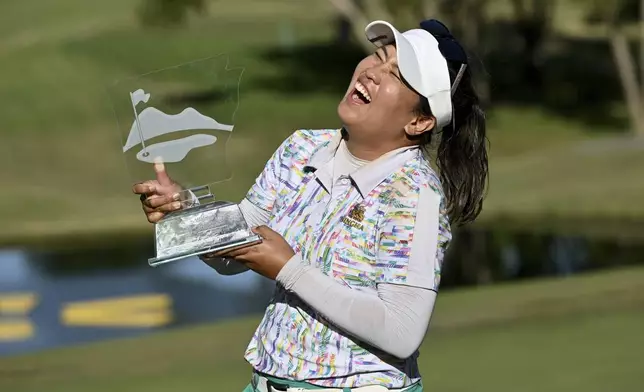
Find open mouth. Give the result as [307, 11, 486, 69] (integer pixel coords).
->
[350, 81, 372, 105]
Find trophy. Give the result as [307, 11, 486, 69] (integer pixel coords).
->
[108, 54, 261, 267]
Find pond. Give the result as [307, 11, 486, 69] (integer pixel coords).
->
[0, 244, 275, 357]
[440, 228, 644, 287]
[1, 227, 642, 357]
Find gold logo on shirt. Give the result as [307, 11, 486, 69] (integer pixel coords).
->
[342, 204, 365, 230]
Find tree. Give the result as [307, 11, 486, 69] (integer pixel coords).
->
[582, 0, 644, 136]
[507, 0, 556, 91]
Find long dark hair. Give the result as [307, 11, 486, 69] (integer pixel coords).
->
[414, 20, 489, 226]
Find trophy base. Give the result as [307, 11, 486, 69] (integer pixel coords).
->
[148, 201, 262, 267]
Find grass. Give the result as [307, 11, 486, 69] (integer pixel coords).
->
[2, 0, 644, 246]
[1, 266, 643, 392]
[482, 109, 644, 219]
[0, 0, 340, 244]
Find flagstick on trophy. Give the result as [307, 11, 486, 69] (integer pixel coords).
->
[110, 55, 261, 267]
[130, 89, 151, 158]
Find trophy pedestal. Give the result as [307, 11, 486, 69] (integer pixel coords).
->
[148, 201, 261, 267]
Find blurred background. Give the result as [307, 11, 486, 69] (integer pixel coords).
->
[1, 0, 643, 391]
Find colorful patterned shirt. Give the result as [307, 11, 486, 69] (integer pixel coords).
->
[243, 128, 452, 388]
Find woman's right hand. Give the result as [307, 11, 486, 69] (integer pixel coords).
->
[132, 161, 183, 224]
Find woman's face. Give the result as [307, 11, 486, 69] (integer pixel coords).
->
[337, 44, 432, 145]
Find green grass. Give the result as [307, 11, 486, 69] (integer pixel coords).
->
[0, 0, 340, 244]
[2, 0, 644, 246]
[481, 109, 644, 220]
[1, 266, 643, 392]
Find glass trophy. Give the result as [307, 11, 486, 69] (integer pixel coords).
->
[108, 54, 261, 267]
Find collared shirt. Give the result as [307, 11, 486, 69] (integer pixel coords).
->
[331, 138, 369, 186]
[243, 129, 452, 388]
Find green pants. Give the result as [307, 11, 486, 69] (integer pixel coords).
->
[242, 373, 424, 391]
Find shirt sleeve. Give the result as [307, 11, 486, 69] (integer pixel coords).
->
[376, 185, 443, 291]
[277, 254, 436, 359]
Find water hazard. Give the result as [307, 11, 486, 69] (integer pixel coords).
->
[1, 227, 642, 357]
[0, 244, 275, 357]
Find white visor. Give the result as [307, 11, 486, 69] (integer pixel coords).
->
[365, 20, 452, 129]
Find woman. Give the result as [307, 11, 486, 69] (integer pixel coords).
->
[134, 19, 488, 392]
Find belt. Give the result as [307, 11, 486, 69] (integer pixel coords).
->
[253, 374, 411, 392]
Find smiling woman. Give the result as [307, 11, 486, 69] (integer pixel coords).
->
[133, 18, 488, 392]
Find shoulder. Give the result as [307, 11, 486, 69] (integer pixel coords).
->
[382, 151, 446, 211]
[273, 128, 340, 167]
[414, 156, 447, 210]
[379, 150, 451, 236]
[260, 128, 339, 183]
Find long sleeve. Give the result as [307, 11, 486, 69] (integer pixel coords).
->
[274, 182, 445, 359]
[239, 198, 272, 228]
[276, 254, 436, 359]
[199, 198, 271, 275]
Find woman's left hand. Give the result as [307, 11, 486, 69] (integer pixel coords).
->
[212, 225, 295, 280]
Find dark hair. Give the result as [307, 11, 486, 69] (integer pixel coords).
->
[413, 20, 489, 226]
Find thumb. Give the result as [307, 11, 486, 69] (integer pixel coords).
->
[252, 225, 275, 239]
[153, 158, 173, 187]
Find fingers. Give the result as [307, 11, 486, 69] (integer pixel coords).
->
[133, 159, 175, 197]
[155, 201, 182, 213]
[143, 204, 179, 223]
[212, 244, 258, 258]
[135, 161, 178, 225]
[154, 159, 173, 187]
[252, 225, 274, 238]
[142, 193, 181, 209]
[146, 211, 165, 224]
[140, 193, 182, 223]
[225, 247, 257, 259]
[132, 180, 157, 195]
